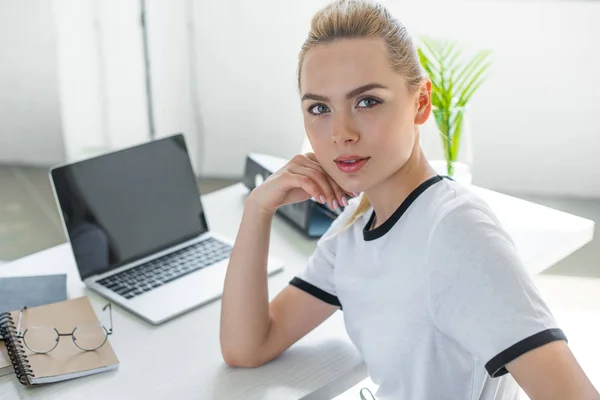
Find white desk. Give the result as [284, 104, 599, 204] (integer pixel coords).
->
[0, 183, 595, 400]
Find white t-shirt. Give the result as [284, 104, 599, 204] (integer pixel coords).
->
[290, 175, 566, 400]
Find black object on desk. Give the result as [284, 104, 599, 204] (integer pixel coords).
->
[0, 274, 67, 314]
[242, 153, 342, 238]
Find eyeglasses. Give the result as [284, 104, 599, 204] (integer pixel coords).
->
[15, 303, 114, 354]
[360, 387, 377, 400]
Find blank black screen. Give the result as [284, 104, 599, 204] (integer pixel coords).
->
[51, 134, 208, 280]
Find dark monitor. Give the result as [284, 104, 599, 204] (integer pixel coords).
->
[50, 134, 208, 280]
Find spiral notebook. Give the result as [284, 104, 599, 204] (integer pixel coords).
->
[0, 296, 119, 386]
[0, 341, 11, 377]
[0, 274, 68, 378]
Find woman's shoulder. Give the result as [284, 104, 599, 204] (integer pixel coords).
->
[423, 179, 515, 255]
[427, 179, 504, 235]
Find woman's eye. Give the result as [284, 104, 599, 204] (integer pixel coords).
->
[309, 104, 330, 115]
[357, 98, 380, 108]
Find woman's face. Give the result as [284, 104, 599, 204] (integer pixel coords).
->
[300, 37, 430, 194]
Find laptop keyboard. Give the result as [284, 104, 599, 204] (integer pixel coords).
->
[96, 237, 232, 300]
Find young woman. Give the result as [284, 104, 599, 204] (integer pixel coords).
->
[220, 1, 599, 398]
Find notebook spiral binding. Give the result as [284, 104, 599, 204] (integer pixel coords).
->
[0, 311, 34, 385]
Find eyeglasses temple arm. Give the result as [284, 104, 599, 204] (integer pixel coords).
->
[102, 303, 113, 334]
[16, 307, 27, 335]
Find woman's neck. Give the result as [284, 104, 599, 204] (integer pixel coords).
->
[365, 142, 437, 230]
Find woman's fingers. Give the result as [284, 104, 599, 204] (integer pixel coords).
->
[287, 164, 338, 209]
[255, 152, 360, 213]
[301, 153, 353, 208]
[280, 170, 323, 202]
[326, 174, 349, 208]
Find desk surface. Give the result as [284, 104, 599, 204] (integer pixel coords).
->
[0, 183, 595, 400]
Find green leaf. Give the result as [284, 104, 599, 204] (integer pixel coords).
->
[445, 46, 465, 95]
[457, 76, 487, 106]
[431, 91, 442, 108]
[454, 51, 491, 97]
[417, 37, 492, 162]
[445, 43, 465, 71]
[419, 36, 444, 62]
[457, 62, 490, 105]
[417, 48, 441, 89]
[450, 109, 465, 161]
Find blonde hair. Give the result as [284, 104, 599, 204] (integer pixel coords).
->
[297, 0, 428, 228]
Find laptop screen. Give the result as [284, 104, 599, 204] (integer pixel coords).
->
[51, 134, 209, 280]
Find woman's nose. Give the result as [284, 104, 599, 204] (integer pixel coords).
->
[332, 114, 359, 144]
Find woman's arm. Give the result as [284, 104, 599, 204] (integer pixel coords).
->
[220, 153, 348, 367]
[219, 199, 339, 367]
[507, 340, 599, 399]
[426, 204, 599, 399]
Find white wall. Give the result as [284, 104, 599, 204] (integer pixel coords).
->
[0, 0, 65, 166]
[2, 0, 598, 198]
[186, 0, 324, 178]
[53, 0, 150, 163]
[384, 0, 600, 197]
[146, 0, 202, 175]
[182, 0, 600, 198]
[0, 0, 151, 166]
[54, 0, 201, 173]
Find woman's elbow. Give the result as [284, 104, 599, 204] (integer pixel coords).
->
[221, 347, 268, 368]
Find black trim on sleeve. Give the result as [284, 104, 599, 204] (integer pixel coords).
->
[289, 277, 342, 308]
[485, 328, 568, 378]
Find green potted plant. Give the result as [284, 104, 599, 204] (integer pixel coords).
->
[417, 37, 492, 181]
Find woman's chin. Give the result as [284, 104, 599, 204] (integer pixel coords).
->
[331, 171, 366, 196]
[340, 182, 364, 196]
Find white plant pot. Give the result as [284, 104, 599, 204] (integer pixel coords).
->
[429, 160, 473, 185]
[421, 106, 474, 186]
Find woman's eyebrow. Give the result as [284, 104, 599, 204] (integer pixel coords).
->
[301, 93, 329, 102]
[301, 83, 388, 102]
[345, 83, 388, 99]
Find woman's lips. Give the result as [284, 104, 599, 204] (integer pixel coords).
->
[335, 157, 370, 174]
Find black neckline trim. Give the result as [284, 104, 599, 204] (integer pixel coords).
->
[363, 175, 447, 241]
[289, 277, 342, 308]
[485, 328, 567, 377]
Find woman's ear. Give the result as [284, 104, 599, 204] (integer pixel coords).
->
[414, 80, 432, 125]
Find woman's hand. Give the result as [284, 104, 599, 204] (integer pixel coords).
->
[248, 152, 354, 214]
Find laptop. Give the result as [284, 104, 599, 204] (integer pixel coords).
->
[49, 133, 285, 325]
